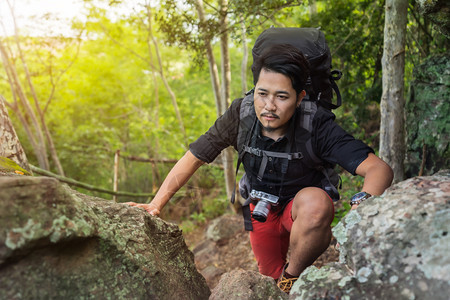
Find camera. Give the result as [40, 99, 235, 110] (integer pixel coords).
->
[250, 189, 279, 222]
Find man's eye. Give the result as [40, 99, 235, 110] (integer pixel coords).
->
[258, 92, 267, 97]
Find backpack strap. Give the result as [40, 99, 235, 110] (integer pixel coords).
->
[299, 98, 341, 200]
[318, 70, 343, 110]
[299, 99, 322, 165]
[231, 91, 257, 205]
[230, 91, 257, 231]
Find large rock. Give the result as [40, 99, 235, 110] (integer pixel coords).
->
[0, 176, 210, 299]
[290, 170, 450, 299]
[210, 269, 287, 300]
[192, 214, 258, 289]
[205, 214, 244, 242]
[416, 0, 450, 38]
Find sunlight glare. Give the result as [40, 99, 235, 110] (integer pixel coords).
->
[0, 0, 85, 37]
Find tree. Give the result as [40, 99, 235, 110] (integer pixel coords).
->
[0, 95, 31, 173]
[379, 0, 408, 182]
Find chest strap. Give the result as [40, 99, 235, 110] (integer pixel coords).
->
[243, 145, 303, 181]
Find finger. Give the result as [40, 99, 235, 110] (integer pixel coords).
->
[149, 208, 160, 216]
[124, 202, 137, 206]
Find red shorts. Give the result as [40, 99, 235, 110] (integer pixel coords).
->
[249, 200, 294, 279]
[249, 196, 334, 279]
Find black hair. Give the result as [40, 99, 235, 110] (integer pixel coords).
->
[251, 44, 310, 95]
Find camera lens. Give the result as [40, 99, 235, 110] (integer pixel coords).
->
[252, 211, 267, 222]
[252, 200, 270, 222]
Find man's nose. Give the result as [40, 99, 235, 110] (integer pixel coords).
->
[265, 97, 276, 111]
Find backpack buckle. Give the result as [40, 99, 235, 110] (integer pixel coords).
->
[243, 145, 262, 156]
[289, 152, 303, 160]
[250, 148, 262, 156]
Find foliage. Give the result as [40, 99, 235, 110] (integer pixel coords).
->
[156, 0, 302, 66]
[288, 0, 386, 134]
[331, 170, 364, 227]
[405, 52, 450, 177]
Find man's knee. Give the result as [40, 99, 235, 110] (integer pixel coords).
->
[291, 187, 334, 227]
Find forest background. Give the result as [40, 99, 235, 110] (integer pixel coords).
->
[0, 0, 448, 232]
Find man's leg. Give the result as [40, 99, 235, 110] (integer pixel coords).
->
[249, 203, 290, 279]
[284, 187, 334, 277]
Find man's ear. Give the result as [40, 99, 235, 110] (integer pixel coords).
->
[297, 90, 306, 107]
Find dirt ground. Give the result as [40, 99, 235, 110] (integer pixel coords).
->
[183, 215, 340, 289]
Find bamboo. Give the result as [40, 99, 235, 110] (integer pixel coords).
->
[113, 150, 120, 202]
[120, 155, 178, 164]
[29, 165, 167, 199]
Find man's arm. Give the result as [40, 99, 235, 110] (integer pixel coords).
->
[352, 153, 394, 208]
[126, 150, 205, 215]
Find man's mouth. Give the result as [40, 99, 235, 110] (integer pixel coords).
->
[261, 113, 280, 120]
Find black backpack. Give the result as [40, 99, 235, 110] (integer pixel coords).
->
[252, 27, 342, 109]
[232, 27, 343, 231]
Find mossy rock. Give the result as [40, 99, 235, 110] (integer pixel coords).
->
[0, 156, 31, 176]
[0, 176, 211, 299]
[405, 52, 450, 177]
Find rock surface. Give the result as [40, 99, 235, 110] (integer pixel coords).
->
[0, 176, 210, 299]
[416, 0, 450, 38]
[209, 269, 287, 300]
[290, 170, 450, 299]
[192, 214, 259, 289]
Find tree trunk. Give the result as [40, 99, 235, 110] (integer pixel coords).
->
[379, 0, 408, 182]
[218, 0, 237, 205]
[144, 2, 162, 191]
[219, 0, 231, 115]
[194, 0, 222, 116]
[309, 0, 317, 18]
[240, 16, 249, 95]
[0, 95, 31, 173]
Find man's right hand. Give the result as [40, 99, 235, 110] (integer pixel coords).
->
[123, 151, 204, 218]
[125, 202, 161, 216]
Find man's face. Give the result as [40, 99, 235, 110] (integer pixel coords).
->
[254, 68, 304, 140]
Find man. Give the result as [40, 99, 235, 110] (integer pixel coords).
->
[127, 43, 393, 293]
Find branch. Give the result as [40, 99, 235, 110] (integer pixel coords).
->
[224, 1, 300, 36]
[119, 153, 224, 169]
[99, 23, 156, 70]
[29, 164, 177, 199]
[120, 155, 178, 164]
[44, 31, 84, 114]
